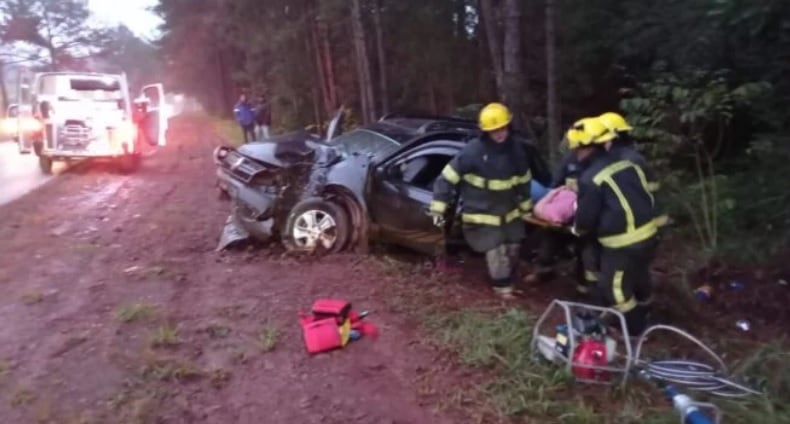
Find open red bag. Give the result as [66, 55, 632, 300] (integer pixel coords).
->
[299, 299, 378, 354]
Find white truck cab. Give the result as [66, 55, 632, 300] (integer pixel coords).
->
[16, 70, 168, 174]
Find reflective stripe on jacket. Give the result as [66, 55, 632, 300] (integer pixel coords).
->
[574, 150, 657, 248]
[430, 135, 534, 227]
[609, 141, 669, 227]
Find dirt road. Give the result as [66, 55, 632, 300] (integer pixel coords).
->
[0, 141, 55, 206]
[0, 116, 464, 424]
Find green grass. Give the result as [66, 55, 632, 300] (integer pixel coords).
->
[212, 118, 244, 147]
[115, 303, 156, 323]
[258, 321, 280, 353]
[19, 290, 44, 305]
[149, 325, 179, 349]
[10, 388, 36, 408]
[423, 306, 790, 423]
[139, 359, 203, 383]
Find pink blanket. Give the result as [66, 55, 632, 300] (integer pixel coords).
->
[533, 187, 577, 225]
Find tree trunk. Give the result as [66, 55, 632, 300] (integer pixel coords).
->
[350, 0, 376, 123]
[480, 0, 503, 96]
[545, 0, 560, 161]
[320, 17, 338, 112]
[501, 0, 524, 128]
[310, 16, 331, 117]
[372, 0, 389, 116]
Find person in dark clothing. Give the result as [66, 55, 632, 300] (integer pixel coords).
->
[523, 123, 600, 299]
[570, 117, 659, 336]
[597, 112, 668, 231]
[254, 95, 272, 140]
[430, 102, 541, 299]
[233, 94, 256, 143]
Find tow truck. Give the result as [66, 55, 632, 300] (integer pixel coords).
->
[15, 70, 168, 174]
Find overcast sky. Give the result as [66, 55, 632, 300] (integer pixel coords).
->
[88, 0, 163, 40]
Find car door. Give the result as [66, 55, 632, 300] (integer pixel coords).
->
[139, 83, 168, 146]
[368, 142, 462, 255]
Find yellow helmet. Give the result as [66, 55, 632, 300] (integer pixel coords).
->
[566, 117, 610, 149]
[478, 102, 512, 132]
[598, 112, 633, 134]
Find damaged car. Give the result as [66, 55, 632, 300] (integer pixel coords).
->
[214, 111, 484, 254]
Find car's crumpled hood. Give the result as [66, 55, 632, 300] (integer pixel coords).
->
[236, 133, 341, 169]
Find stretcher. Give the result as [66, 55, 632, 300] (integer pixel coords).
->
[523, 213, 573, 233]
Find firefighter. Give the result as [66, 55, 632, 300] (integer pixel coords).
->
[524, 126, 594, 294]
[597, 112, 668, 229]
[571, 117, 658, 336]
[430, 102, 537, 300]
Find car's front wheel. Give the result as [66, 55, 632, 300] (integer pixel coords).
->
[283, 198, 350, 254]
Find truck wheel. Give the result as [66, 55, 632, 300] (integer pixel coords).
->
[117, 153, 141, 174]
[39, 156, 53, 175]
[283, 198, 351, 254]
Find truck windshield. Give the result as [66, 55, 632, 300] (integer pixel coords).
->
[61, 77, 123, 102]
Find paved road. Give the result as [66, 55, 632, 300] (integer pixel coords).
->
[0, 141, 53, 206]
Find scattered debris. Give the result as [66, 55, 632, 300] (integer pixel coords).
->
[735, 319, 751, 332]
[123, 265, 142, 274]
[693, 284, 713, 301]
[216, 214, 252, 252]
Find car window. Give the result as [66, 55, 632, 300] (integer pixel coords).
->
[332, 129, 400, 162]
[397, 153, 455, 191]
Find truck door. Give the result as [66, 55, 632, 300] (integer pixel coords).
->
[139, 83, 168, 146]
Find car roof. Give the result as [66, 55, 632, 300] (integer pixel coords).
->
[363, 114, 478, 144]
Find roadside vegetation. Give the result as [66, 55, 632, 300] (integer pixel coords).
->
[372, 255, 790, 423]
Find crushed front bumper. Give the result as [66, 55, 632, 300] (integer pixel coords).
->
[215, 166, 280, 244]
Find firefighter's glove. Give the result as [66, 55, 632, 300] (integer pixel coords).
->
[430, 212, 446, 228]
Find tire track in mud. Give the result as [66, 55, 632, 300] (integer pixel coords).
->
[0, 117, 465, 424]
[0, 119, 212, 422]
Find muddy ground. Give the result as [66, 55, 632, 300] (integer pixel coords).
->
[0, 115, 786, 424]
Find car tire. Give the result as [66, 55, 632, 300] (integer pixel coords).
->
[39, 155, 53, 175]
[283, 198, 351, 254]
[117, 153, 141, 174]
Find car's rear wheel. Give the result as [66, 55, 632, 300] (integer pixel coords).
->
[284, 198, 350, 254]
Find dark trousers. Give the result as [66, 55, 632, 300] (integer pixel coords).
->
[241, 124, 255, 143]
[596, 240, 657, 335]
[534, 230, 599, 296]
[575, 238, 601, 298]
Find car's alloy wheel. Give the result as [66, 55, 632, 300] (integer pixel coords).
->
[284, 198, 351, 254]
[292, 209, 338, 250]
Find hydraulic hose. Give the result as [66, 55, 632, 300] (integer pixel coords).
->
[633, 325, 761, 398]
